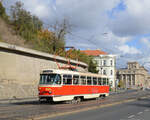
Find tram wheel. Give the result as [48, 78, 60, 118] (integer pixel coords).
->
[39, 99, 44, 104]
[71, 97, 81, 104]
[76, 97, 81, 103]
[100, 95, 106, 99]
[71, 99, 77, 104]
[96, 97, 101, 100]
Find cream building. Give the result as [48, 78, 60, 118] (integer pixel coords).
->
[95, 54, 116, 88]
[117, 62, 150, 89]
[81, 50, 116, 88]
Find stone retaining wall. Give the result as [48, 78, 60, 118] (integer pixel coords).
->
[0, 42, 88, 100]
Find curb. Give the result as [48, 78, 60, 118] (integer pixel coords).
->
[0, 97, 38, 104]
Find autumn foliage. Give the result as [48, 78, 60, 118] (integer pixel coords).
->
[0, 1, 98, 73]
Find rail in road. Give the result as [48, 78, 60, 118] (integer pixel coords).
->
[0, 90, 150, 120]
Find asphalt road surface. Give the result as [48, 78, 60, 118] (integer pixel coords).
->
[0, 90, 150, 120]
[42, 96, 150, 120]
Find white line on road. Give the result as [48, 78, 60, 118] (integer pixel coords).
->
[128, 115, 135, 119]
[137, 112, 143, 115]
[144, 109, 149, 112]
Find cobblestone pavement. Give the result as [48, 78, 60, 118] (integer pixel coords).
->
[0, 90, 149, 120]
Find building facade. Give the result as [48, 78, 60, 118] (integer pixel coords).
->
[94, 54, 116, 88]
[117, 62, 149, 89]
[81, 50, 116, 88]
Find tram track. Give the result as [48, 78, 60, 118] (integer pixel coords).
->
[0, 90, 149, 120]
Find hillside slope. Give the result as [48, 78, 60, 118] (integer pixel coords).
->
[0, 18, 32, 48]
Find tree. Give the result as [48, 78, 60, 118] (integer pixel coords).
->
[47, 19, 71, 53]
[4, 1, 98, 73]
[0, 1, 9, 21]
[10, 1, 43, 42]
[118, 79, 125, 88]
[64, 49, 99, 73]
[10, 1, 68, 54]
[37, 29, 55, 53]
[88, 57, 99, 73]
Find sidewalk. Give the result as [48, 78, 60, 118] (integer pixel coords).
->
[0, 89, 140, 104]
[109, 89, 138, 95]
[0, 97, 38, 104]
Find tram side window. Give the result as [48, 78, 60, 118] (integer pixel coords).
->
[80, 76, 86, 85]
[98, 78, 102, 85]
[73, 75, 79, 85]
[101, 78, 103, 85]
[40, 74, 61, 85]
[63, 74, 72, 85]
[54, 74, 61, 85]
[103, 78, 106, 85]
[93, 77, 97, 85]
[87, 77, 92, 85]
[106, 78, 109, 85]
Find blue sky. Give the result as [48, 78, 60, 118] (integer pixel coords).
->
[2, 0, 150, 70]
[108, 0, 126, 18]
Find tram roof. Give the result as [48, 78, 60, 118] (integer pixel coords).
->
[41, 69, 79, 74]
[41, 69, 107, 78]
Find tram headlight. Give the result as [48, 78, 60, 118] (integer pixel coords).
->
[38, 87, 41, 91]
[45, 88, 52, 94]
[49, 91, 52, 94]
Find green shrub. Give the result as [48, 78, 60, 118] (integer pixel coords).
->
[10, 1, 43, 42]
[0, 1, 97, 73]
[0, 2, 9, 21]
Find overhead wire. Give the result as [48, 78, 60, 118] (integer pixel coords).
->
[68, 31, 116, 53]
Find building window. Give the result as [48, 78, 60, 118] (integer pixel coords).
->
[103, 70, 106, 75]
[123, 75, 126, 80]
[132, 75, 135, 85]
[100, 60, 102, 66]
[110, 60, 113, 66]
[134, 65, 136, 68]
[111, 70, 113, 75]
[103, 60, 106, 66]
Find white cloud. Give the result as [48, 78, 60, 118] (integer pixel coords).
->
[53, 0, 120, 30]
[3, 0, 54, 19]
[3, 0, 150, 70]
[140, 38, 150, 48]
[110, 0, 150, 37]
[124, 0, 150, 16]
[2, 0, 142, 54]
[118, 45, 141, 54]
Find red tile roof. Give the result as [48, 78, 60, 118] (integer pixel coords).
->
[80, 50, 107, 56]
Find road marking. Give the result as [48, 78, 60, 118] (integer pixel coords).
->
[137, 112, 143, 115]
[144, 109, 149, 112]
[128, 115, 135, 118]
[29, 95, 150, 120]
[30, 99, 136, 120]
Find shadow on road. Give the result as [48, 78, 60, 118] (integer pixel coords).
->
[127, 98, 150, 108]
[11, 100, 65, 105]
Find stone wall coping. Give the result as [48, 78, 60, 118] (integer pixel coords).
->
[0, 42, 87, 67]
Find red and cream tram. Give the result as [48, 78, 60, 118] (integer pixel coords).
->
[38, 69, 109, 103]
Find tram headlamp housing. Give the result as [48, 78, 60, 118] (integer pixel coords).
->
[49, 91, 52, 94]
[38, 87, 41, 91]
[45, 88, 52, 94]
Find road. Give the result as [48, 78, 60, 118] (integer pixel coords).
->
[0, 90, 150, 120]
[43, 97, 150, 120]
